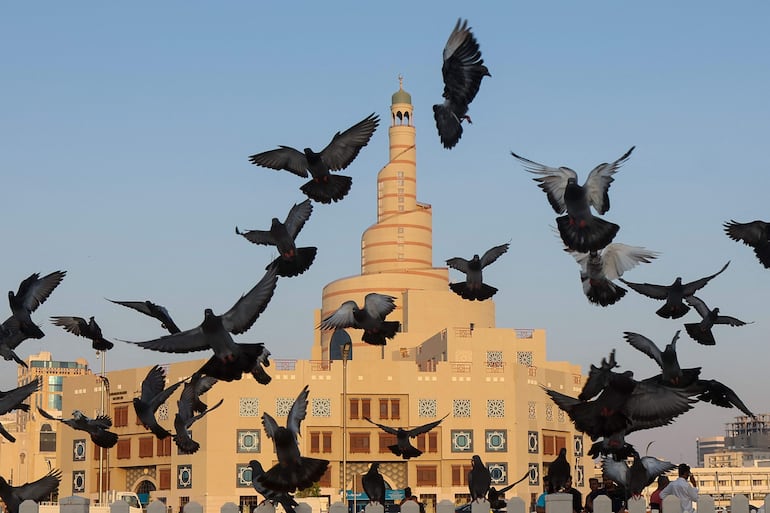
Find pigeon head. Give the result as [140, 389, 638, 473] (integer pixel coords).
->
[713, 307, 720, 315]
[72, 410, 85, 419]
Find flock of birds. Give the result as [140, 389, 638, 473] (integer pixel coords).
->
[1, 14, 769, 513]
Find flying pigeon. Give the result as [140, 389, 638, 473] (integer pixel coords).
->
[513, 148, 634, 253]
[602, 453, 676, 499]
[37, 407, 118, 448]
[258, 385, 330, 493]
[363, 414, 448, 459]
[126, 265, 278, 362]
[133, 365, 185, 439]
[319, 293, 400, 346]
[0, 469, 61, 513]
[723, 220, 770, 268]
[487, 471, 530, 510]
[623, 331, 686, 386]
[691, 379, 755, 418]
[362, 462, 386, 506]
[547, 448, 571, 493]
[446, 243, 509, 301]
[0, 379, 41, 442]
[683, 295, 750, 346]
[248, 113, 380, 204]
[0, 317, 32, 367]
[249, 460, 299, 513]
[108, 299, 181, 334]
[433, 19, 490, 149]
[619, 261, 730, 319]
[195, 343, 272, 384]
[565, 243, 659, 306]
[51, 315, 114, 351]
[236, 199, 317, 277]
[7, 270, 66, 340]
[468, 455, 491, 502]
[173, 374, 222, 454]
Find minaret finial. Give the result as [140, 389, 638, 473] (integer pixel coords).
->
[398, 74, 404, 90]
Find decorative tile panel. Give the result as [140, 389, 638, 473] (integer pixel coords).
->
[239, 397, 259, 417]
[517, 351, 533, 367]
[237, 430, 261, 453]
[528, 463, 540, 485]
[73, 471, 85, 494]
[236, 464, 253, 488]
[574, 435, 584, 457]
[575, 464, 584, 487]
[157, 403, 169, 421]
[486, 351, 503, 365]
[527, 431, 539, 453]
[558, 410, 565, 423]
[488, 462, 508, 485]
[275, 397, 294, 417]
[528, 401, 536, 420]
[73, 439, 86, 461]
[312, 398, 331, 417]
[451, 429, 473, 452]
[485, 430, 507, 452]
[453, 399, 471, 418]
[177, 465, 192, 489]
[487, 399, 504, 418]
[545, 404, 553, 422]
[418, 399, 437, 418]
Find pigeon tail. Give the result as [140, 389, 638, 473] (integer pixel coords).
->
[361, 321, 400, 346]
[91, 430, 119, 449]
[556, 215, 619, 253]
[433, 104, 463, 149]
[258, 457, 330, 493]
[94, 339, 115, 351]
[684, 323, 716, 345]
[656, 303, 690, 319]
[174, 435, 201, 454]
[449, 282, 498, 301]
[389, 443, 422, 459]
[300, 175, 352, 204]
[269, 247, 318, 277]
[588, 439, 637, 461]
[585, 280, 626, 306]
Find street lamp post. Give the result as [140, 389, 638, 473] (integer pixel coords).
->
[341, 342, 352, 509]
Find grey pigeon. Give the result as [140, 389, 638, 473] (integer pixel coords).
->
[547, 448, 571, 493]
[362, 462, 386, 506]
[127, 265, 278, 362]
[0, 379, 41, 442]
[249, 460, 298, 513]
[692, 379, 755, 418]
[566, 243, 658, 306]
[37, 407, 118, 448]
[623, 331, 685, 386]
[319, 293, 400, 345]
[258, 385, 329, 493]
[108, 299, 181, 334]
[363, 414, 448, 459]
[0, 469, 61, 513]
[433, 19, 490, 149]
[683, 295, 750, 346]
[723, 219, 770, 268]
[236, 199, 317, 277]
[7, 270, 66, 339]
[602, 453, 676, 499]
[133, 365, 184, 439]
[619, 261, 729, 319]
[173, 374, 222, 454]
[0, 316, 32, 367]
[51, 315, 114, 351]
[248, 113, 379, 204]
[468, 455, 491, 502]
[446, 243, 509, 301]
[513, 148, 634, 252]
[195, 343, 272, 384]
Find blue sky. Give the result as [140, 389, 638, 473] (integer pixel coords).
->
[3, 2, 769, 466]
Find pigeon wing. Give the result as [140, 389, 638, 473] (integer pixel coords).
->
[512, 152, 576, 214]
[363, 416, 399, 436]
[446, 257, 470, 274]
[15, 271, 66, 313]
[601, 459, 630, 487]
[479, 243, 509, 268]
[319, 113, 380, 171]
[140, 365, 168, 400]
[723, 220, 767, 246]
[623, 332, 664, 368]
[221, 265, 279, 335]
[583, 147, 634, 214]
[625, 381, 694, 422]
[617, 279, 670, 300]
[680, 261, 730, 296]
[440, 19, 487, 107]
[683, 296, 711, 319]
[284, 199, 313, 239]
[235, 227, 276, 246]
[261, 412, 280, 440]
[15, 469, 62, 501]
[319, 301, 359, 330]
[601, 243, 659, 280]
[50, 316, 89, 338]
[248, 146, 309, 178]
[363, 293, 397, 320]
[407, 414, 449, 438]
[286, 385, 309, 435]
[0, 380, 40, 415]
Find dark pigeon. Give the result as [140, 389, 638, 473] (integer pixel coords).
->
[133, 365, 184, 439]
[683, 295, 750, 346]
[37, 407, 118, 448]
[619, 261, 729, 319]
[126, 265, 278, 362]
[248, 113, 379, 204]
[692, 379, 755, 418]
[195, 343, 272, 384]
[173, 374, 222, 454]
[258, 385, 329, 493]
[0, 316, 32, 367]
[468, 455, 491, 502]
[0, 469, 61, 513]
[547, 448, 571, 493]
[723, 220, 770, 268]
[108, 299, 181, 334]
[363, 414, 448, 459]
[7, 270, 66, 340]
[433, 19, 490, 149]
[319, 293, 400, 346]
[362, 462, 386, 506]
[249, 460, 299, 513]
[51, 315, 114, 351]
[623, 331, 685, 386]
[0, 379, 41, 442]
[446, 243, 509, 301]
[236, 199, 317, 277]
[513, 148, 634, 253]
[602, 453, 676, 499]
[487, 471, 530, 511]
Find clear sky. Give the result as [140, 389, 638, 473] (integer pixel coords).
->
[3, 2, 769, 466]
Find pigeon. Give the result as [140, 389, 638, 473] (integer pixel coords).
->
[623, 331, 685, 386]
[363, 414, 449, 459]
[565, 243, 658, 306]
[577, 350, 619, 402]
[173, 374, 222, 454]
[433, 19, 490, 149]
[602, 453, 676, 499]
[248, 113, 380, 204]
[446, 243, 509, 301]
[619, 261, 730, 319]
[195, 343, 272, 384]
[51, 315, 114, 351]
[487, 471, 530, 510]
[513, 148, 634, 252]
[362, 462, 386, 506]
[37, 407, 118, 448]
[547, 448, 571, 493]
[249, 460, 299, 513]
[468, 455, 491, 502]
[0, 469, 61, 513]
[236, 199, 317, 277]
[0, 379, 41, 442]
[258, 385, 329, 493]
[723, 220, 770, 268]
[108, 299, 181, 334]
[133, 365, 185, 439]
[692, 379, 755, 418]
[319, 293, 400, 346]
[126, 265, 278, 362]
[7, 270, 66, 340]
[683, 295, 750, 346]
[0, 316, 32, 367]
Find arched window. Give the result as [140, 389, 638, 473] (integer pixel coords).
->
[40, 424, 56, 452]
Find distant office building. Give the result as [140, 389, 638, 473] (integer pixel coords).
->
[698, 436, 726, 467]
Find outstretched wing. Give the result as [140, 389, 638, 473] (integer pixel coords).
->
[50, 316, 89, 338]
[445, 257, 470, 274]
[623, 332, 664, 368]
[681, 261, 730, 296]
[221, 265, 279, 335]
[583, 147, 634, 214]
[284, 199, 313, 239]
[16, 469, 62, 501]
[440, 19, 488, 108]
[480, 243, 509, 268]
[600, 243, 659, 280]
[319, 301, 359, 330]
[512, 152, 576, 214]
[407, 414, 449, 438]
[15, 271, 67, 313]
[618, 279, 670, 300]
[363, 416, 399, 436]
[248, 145, 309, 178]
[320, 113, 380, 171]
